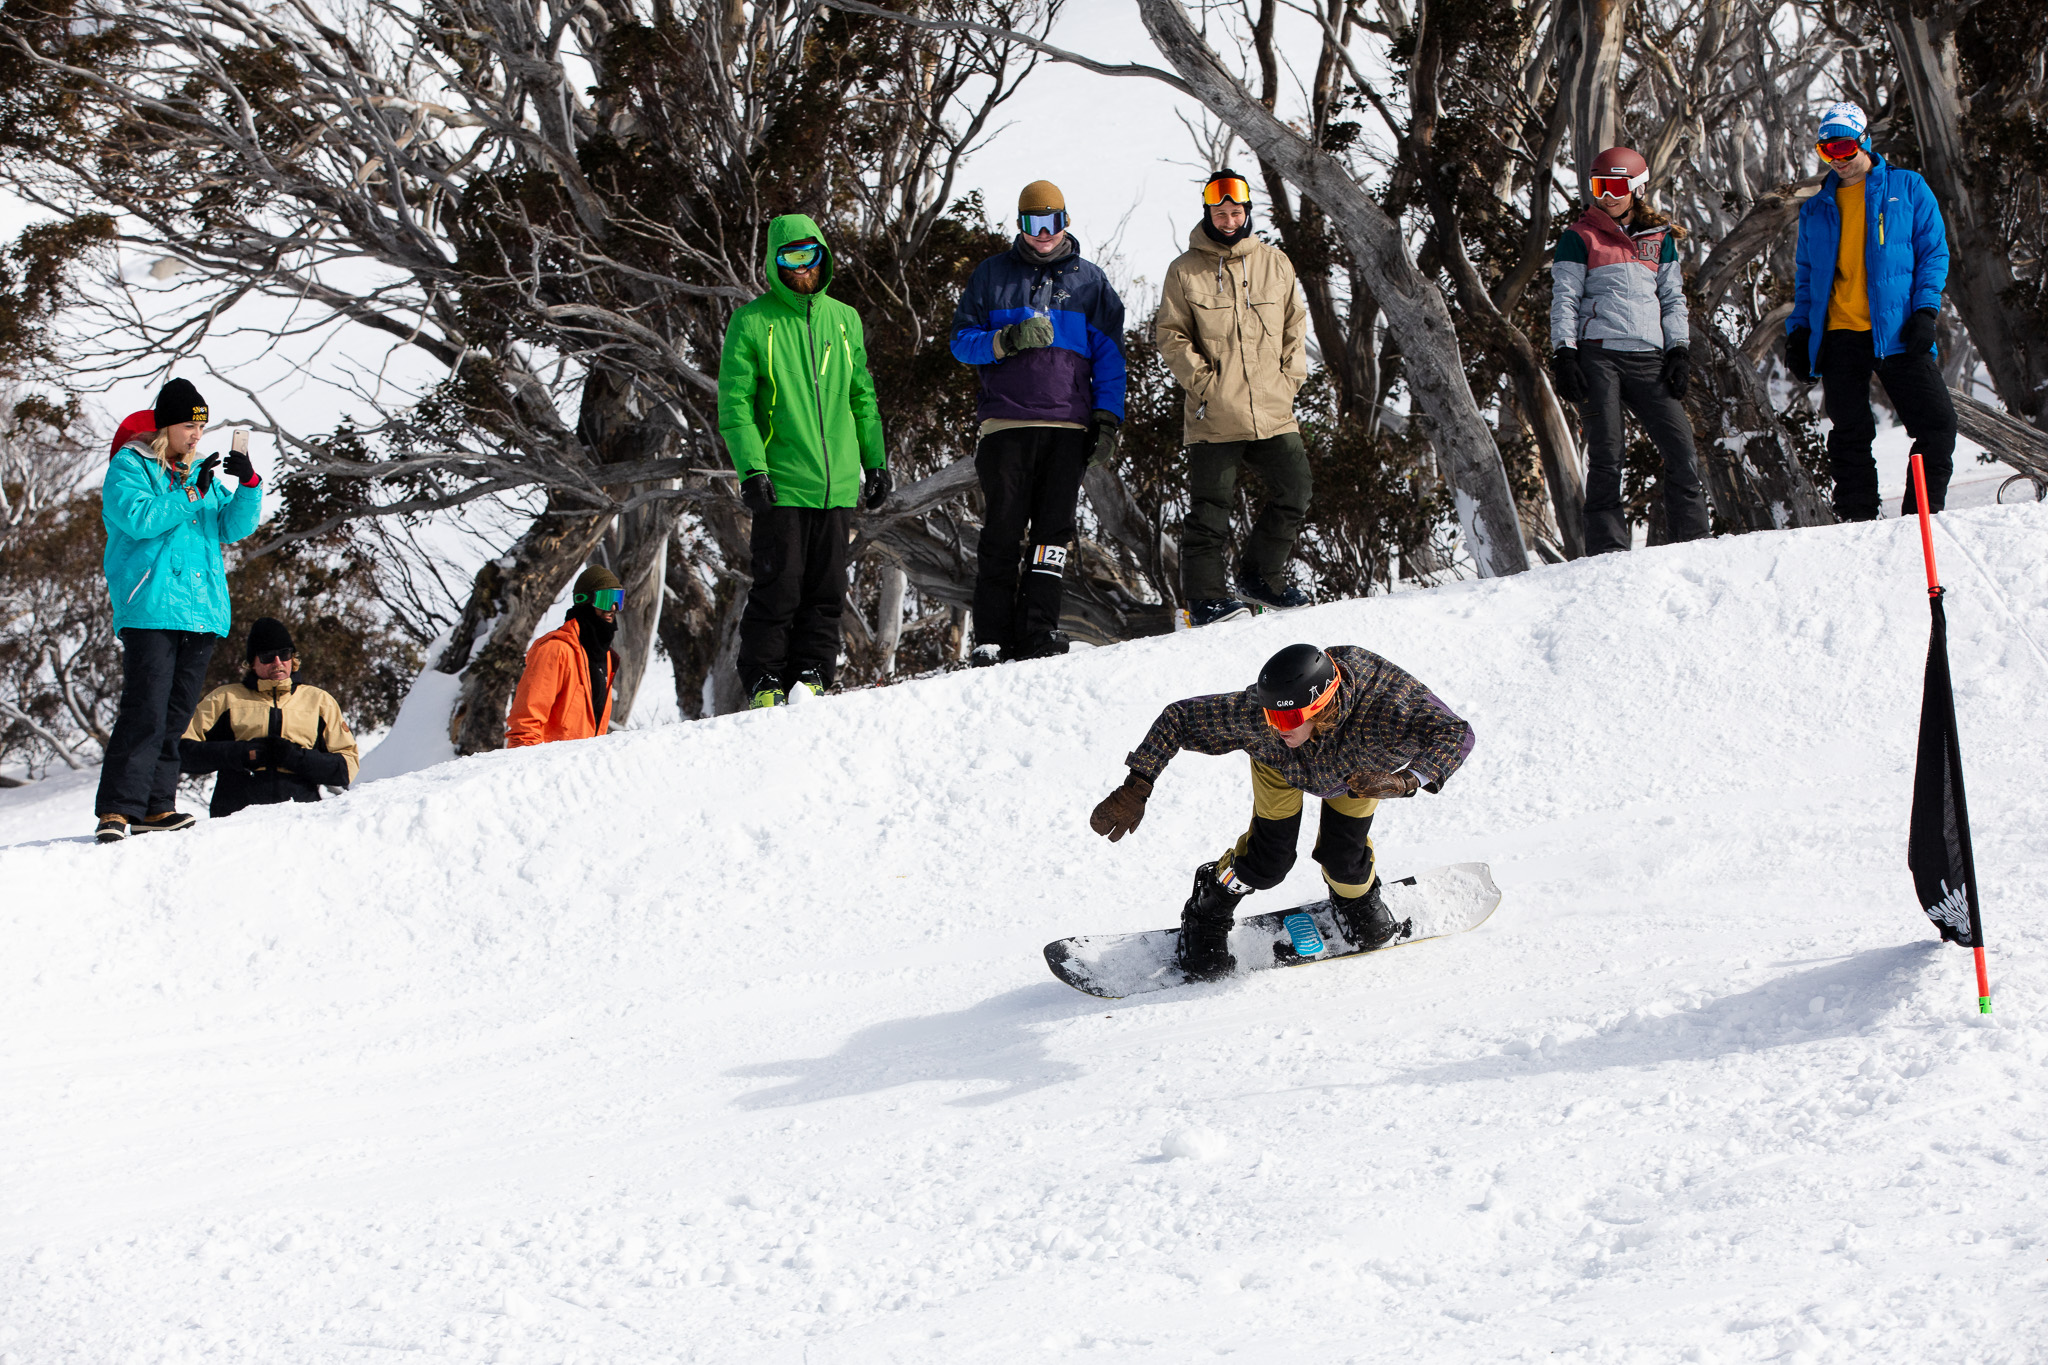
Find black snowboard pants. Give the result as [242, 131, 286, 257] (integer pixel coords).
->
[1818, 328, 1957, 522]
[1181, 433, 1312, 601]
[1216, 759, 1380, 898]
[1578, 344, 1711, 555]
[95, 627, 217, 819]
[737, 504, 851, 692]
[972, 425, 1087, 652]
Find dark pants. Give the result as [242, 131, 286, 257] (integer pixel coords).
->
[973, 426, 1087, 651]
[1220, 761, 1380, 897]
[95, 628, 216, 819]
[1579, 345, 1710, 555]
[1818, 329, 1957, 522]
[737, 505, 851, 691]
[1181, 433, 1312, 600]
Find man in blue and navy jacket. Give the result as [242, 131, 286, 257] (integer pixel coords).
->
[950, 179, 1126, 663]
[1785, 100, 1957, 521]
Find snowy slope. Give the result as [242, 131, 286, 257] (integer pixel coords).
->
[4, 506, 2047, 1364]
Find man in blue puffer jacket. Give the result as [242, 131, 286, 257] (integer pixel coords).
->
[93, 378, 264, 842]
[950, 179, 1126, 664]
[1784, 101, 1957, 522]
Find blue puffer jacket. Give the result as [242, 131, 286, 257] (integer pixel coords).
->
[950, 235, 1127, 425]
[1788, 152, 1949, 372]
[102, 442, 264, 635]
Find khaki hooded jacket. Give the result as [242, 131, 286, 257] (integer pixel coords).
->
[1155, 226, 1309, 444]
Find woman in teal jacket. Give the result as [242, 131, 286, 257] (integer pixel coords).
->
[93, 379, 265, 842]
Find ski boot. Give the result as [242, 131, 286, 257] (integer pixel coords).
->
[1186, 597, 1253, 628]
[789, 669, 829, 701]
[1332, 879, 1407, 951]
[1177, 861, 1247, 980]
[747, 677, 787, 709]
[1236, 566, 1310, 610]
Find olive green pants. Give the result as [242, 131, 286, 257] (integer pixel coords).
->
[1216, 759, 1380, 898]
[1180, 433, 1312, 601]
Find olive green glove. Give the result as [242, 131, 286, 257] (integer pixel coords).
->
[995, 316, 1055, 357]
[1087, 410, 1122, 469]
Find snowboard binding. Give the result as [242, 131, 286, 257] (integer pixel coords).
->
[1177, 862, 1242, 980]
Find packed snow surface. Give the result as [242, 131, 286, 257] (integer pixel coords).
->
[5, 507, 2047, 1363]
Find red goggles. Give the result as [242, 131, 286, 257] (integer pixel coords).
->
[1816, 137, 1861, 162]
[1261, 673, 1340, 732]
[1203, 176, 1252, 206]
[1589, 173, 1645, 199]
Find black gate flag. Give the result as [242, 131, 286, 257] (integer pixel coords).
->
[1904, 454, 1990, 1013]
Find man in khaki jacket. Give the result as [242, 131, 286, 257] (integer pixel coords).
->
[1156, 169, 1312, 625]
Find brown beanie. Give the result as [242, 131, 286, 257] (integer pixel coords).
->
[1018, 180, 1066, 214]
[573, 564, 622, 600]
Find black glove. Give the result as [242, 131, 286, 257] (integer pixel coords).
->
[224, 449, 256, 484]
[278, 741, 348, 785]
[1660, 346, 1691, 400]
[862, 466, 892, 511]
[1087, 409, 1122, 469]
[995, 316, 1054, 356]
[191, 453, 221, 496]
[1900, 307, 1938, 354]
[740, 472, 776, 516]
[1785, 327, 1815, 383]
[1089, 772, 1153, 842]
[1550, 347, 1588, 405]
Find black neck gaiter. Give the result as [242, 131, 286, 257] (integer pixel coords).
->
[568, 605, 616, 726]
[1201, 215, 1253, 247]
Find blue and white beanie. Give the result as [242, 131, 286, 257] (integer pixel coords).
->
[1817, 100, 1870, 147]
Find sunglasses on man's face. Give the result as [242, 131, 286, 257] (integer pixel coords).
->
[255, 651, 294, 665]
[1816, 137, 1861, 162]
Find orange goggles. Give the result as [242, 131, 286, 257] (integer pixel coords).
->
[1261, 673, 1340, 731]
[1202, 176, 1252, 206]
[1589, 171, 1647, 199]
[1816, 137, 1861, 162]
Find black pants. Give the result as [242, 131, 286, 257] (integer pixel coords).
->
[737, 505, 851, 691]
[1579, 345, 1711, 555]
[973, 426, 1087, 651]
[1181, 433, 1312, 601]
[95, 628, 216, 819]
[1818, 329, 1957, 522]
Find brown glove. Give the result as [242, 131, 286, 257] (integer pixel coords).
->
[1089, 773, 1154, 841]
[1346, 770, 1420, 799]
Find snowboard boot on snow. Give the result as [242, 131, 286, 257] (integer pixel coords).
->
[131, 810, 196, 834]
[1186, 597, 1253, 628]
[969, 643, 1003, 668]
[1014, 630, 1070, 661]
[1177, 861, 1247, 980]
[1235, 566, 1310, 610]
[95, 814, 129, 844]
[1332, 879, 1407, 950]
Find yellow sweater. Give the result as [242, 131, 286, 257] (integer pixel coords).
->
[1827, 181, 1871, 332]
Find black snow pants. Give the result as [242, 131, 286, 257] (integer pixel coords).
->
[1579, 344, 1711, 555]
[737, 504, 851, 692]
[1180, 433, 1312, 602]
[972, 425, 1087, 652]
[94, 627, 217, 819]
[1818, 329, 1958, 522]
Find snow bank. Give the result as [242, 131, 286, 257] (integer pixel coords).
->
[3, 506, 2046, 1362]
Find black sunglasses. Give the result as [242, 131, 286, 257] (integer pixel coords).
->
[255, 650, 295, 665]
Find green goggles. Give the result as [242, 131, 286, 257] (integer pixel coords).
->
[577, 587, 625, 611]
[1019, 209, 1068, 237]
[774, 242, 825, 270]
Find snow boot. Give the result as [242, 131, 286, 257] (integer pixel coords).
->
[969, 643, 1003, 668]
[131, 810, 196, 834]
[1186, 597, 1253, 627]
[1332, 880, 1406, 950]
[1014, 630, 1070, 660]
[94, 814, 129, 844]
[1177, 861, 1246, 980]
[1236, 566, 1310, 610]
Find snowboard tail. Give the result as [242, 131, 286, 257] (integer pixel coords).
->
[1044, 862, 1500, 999]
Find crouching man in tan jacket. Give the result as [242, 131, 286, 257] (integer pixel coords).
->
[180, 617, 360, 818]
[1155, 169, 1313, 627]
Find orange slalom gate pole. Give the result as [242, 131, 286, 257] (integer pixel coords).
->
[1910, 453, 1992, 1012]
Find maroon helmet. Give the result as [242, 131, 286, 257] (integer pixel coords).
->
[1588, 146, 1649, 199]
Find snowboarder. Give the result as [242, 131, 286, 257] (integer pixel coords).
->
[718, 214, 889, 708]
[949, 179, 1127, 665]
[505, 564, 622, 748]
[1155, 169, 1313, 623]
[179, 617, 361, 817]
[93, 378, 264, 843]
[1088, 643, 1475, 980]
[1783, 101, 1957, 521]
[1548, 145, 1710, 555]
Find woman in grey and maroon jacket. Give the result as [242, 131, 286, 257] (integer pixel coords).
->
[1549, 146, 1710, 555]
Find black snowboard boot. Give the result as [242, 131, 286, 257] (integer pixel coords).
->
[1177, 862, 1245, 980]
[1332, 880, 1404, 950]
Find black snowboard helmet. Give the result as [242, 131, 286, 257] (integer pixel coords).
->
[1247, 644, 1339, 726]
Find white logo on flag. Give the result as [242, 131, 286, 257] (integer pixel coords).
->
[1927, 879, 1972, 940]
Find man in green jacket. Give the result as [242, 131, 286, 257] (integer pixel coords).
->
[718, 214, 889, 708]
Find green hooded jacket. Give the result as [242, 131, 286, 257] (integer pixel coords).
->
[716, 214, 886, 509]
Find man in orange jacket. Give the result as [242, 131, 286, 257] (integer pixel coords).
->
[505, 564, 621, 747]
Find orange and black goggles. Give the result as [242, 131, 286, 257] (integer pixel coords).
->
[1261, 670, 1341, 731]
[1203, 176, 1252, 206]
